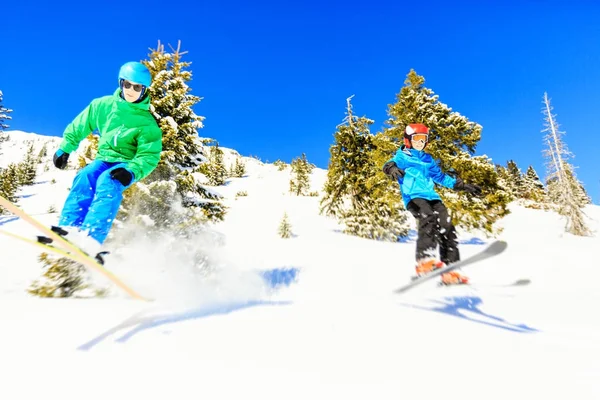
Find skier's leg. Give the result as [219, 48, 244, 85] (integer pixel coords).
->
[81, 163, 134, 245]
[58, 160, 110, 228]
[432, 200, 460, 264]
[406, 198, 437, 262]
[432, 200, 467, 284]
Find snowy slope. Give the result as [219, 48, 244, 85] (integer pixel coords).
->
[0, 131, 599, 400]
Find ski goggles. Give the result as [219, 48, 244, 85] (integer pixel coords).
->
[120, 79, 145, 93]
[410, 134, 429, 143]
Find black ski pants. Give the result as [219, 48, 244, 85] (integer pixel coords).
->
[406, 198, 460, 264]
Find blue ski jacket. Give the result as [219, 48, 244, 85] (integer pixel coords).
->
[387, 146, 457, 207]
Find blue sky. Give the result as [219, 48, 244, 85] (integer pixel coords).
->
[2, 0, 599, 203]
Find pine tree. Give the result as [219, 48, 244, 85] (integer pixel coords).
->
[546, 164, 590, 208]
[117, 40, 226, 239]
[28, 253, 91, 298]
[564, 165, 591, 207]
[232, 157, 246, 178]
[320, 95, 408, 240]
[202, 144, 227, 186]
[37, 142, 48, 163]
[522, 165, 546, 202]
[289, 153, 314, 196]
[506, 160, 526, 199]
[0, 163, 20, 213]
[278, 212, 293, 238]
[495, 165, 516, 201]
[273, 160, 287, 171]
[382, 70, 511, 234]
[17, 141, 38, 186]
[545, 177, 560, 204]
[541, 92, 589, 236]
[0, 90, 12, 132]
[0, 90, 12, 160]
[568, 170, 591, 206]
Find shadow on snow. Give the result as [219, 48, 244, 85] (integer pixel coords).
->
[0, 216, 19, 227]
[78, 267, 300, 351]
[77, 300, 293, 351]
[400, 296, 539, 333]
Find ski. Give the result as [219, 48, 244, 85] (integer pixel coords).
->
[393, 240, 508, 294]
[0, 229, 78, 259]
[0, 195, 149, 301]
[34, 225, 110, 265]
[435, 278, 531, 289]
[0, 228, 110, 265]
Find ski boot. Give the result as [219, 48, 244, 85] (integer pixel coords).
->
[415, 258, 445, 277]
[37, 226, 109, 265]
[415, 258, 469, 285]
[440, 271, 469, 285]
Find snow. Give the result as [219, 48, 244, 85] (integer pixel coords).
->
[1, 131, 599, 399]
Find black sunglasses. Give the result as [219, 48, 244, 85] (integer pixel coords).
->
[121, 79, 145, 92]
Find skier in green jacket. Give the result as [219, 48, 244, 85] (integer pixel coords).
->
[51, 61, 162, 258]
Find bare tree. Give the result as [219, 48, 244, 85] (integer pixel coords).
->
[542, 92, 590, 236]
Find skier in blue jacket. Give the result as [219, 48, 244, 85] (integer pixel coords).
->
[383, 123, 481, 285]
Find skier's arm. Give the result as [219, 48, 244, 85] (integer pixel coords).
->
[126, 125, 163, 181]
[383, 150, 408, 180]
[429, 161, 456, 189]
[389, 149, 409, 170]
[59, 99, 99, 154]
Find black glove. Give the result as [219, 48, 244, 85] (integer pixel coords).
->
[53, 150, 70, 169]
[110, 168, 134, 186]
[383, 161, 405, 180]
[454, 177, 482, 196]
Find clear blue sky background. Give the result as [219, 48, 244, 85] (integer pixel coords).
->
[2, 0, 599, 203]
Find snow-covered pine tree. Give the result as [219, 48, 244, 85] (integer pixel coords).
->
[383, 69, 511, 234]
[202, 143, 227, 186]
[0, 90, 12, 132]
[273, 160, 287, 171]
[522, 165, 546, 202]
[232, 157, 246, 178]
[278, 212, 293, 238]
[541, 92, 589, 236]
[565, 166, 592, 206]
[495, 164, 516, 201]
[0, 90, 12, 159]
[17, 141, 38, 186]
[37, 142, 48, 163]
[0, 163, 20, 212]
[546, 164, 590, 207]
[289, 153, 314, 196]
[116, 40, 226, 238]
[320, 95, 409, 241]
[506, 160, 526, 199]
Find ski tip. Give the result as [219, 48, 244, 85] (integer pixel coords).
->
[489, 240, 508, 252]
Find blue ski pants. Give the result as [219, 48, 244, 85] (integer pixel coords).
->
[58, 160, 134, 244]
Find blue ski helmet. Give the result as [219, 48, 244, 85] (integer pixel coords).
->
[118, 61, 152, 87]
